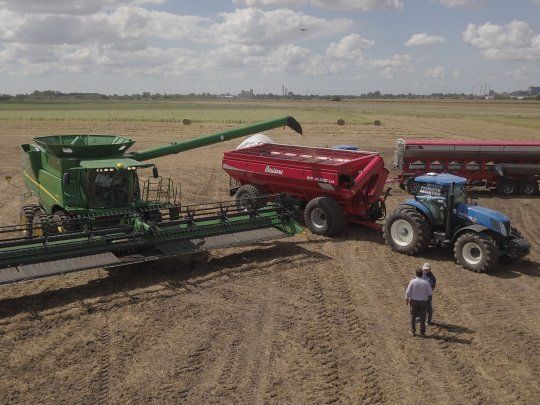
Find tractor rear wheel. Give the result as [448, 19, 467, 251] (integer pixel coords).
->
[497, 179, 518, 196]
[519, 180, 538, 196]
[304, 197, 344, 236]
[383, 207, 430, 255]
[234, 184, 265, 211]
[454, 232, 499, 272]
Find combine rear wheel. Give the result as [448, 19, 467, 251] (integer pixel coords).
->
[519, 180, 538, 196]
[234, 184, 265, 211]
[304, 197, 344, 236]
[454, 232, 499, 272]
[383, 207, 430, 255]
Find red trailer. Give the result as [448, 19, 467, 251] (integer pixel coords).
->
[222, 144, 389, 235]
[393, 138, 540, 196]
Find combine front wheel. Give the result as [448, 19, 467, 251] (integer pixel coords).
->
[454, 232, 499, 272]
[383, 207, 430, 255]
[20, 204, 39, 237]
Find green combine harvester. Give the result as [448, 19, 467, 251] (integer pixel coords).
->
[0, 117, 303, 285]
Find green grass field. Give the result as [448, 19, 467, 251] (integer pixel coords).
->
[1, 99, 539, 129]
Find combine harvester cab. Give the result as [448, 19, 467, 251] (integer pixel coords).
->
[393, 138, 540, 196]
[223, 144, 389, 236]
[1, 117, 303, 286]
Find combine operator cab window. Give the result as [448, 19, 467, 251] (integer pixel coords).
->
[82, 169, 139, 208]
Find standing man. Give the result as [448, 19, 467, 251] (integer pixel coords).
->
[405, 268, 432, 337]
[422, 263, 436, 325]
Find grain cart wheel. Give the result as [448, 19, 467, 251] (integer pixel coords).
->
[497, 179, 518, 196]
[383, 207, 430, 255]
[234, 184, 265, 211]
[454, 232, 499, 272]
[20, 204, 39, 237]
[519, 180, 539, 196]
[304, 197, 344, 236]
[53, 210, 77, 233]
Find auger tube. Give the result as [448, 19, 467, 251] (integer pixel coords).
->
[131, 116, 303, 162]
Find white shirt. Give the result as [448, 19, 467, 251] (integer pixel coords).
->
[405, 277, 432, 301]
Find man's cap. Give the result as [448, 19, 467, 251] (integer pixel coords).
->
[422, 263, 431, 271]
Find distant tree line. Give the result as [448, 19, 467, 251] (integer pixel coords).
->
[0, 89, 538, 101]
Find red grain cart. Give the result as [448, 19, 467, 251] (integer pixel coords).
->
[393, 138, 540, 196]
[222, 144, 389, 235]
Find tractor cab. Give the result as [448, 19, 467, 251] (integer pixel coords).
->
[413, 173, 467, 226]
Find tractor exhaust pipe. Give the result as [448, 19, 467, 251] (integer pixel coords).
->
[445, 182, 455, 239]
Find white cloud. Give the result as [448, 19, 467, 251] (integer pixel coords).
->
[367, 54, 413, 77]
[463, 20, 540, 60]
[405, 33, 445, 46]
[326, 34, 374, 61]
[425, 66, 445, 78]
[0, 0, 165, 15]
[439, 0, 478, 8]
[233, 0, 404, 11]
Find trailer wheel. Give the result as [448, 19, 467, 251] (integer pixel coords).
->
[454, 232, 499, 272]
[235, 184, 265, 211]
[304, 197, 344, 236]
[519, 180, 539, 196]
[497, 179, 517, 196]
[383, 207, 430, 255]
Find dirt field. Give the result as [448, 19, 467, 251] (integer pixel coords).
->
[0, 100, 539, 404]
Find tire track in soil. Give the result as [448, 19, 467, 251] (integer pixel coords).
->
[93, 324, 112, 405]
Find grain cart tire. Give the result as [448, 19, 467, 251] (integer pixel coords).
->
[20, 204, 39, 237]
[53, 210, 77, 233]
[235, 184, 265, 211]
[454, 232, 499, 272]
[304, 197, 344, 236]
[497, 179, 518, 196]
[383, 207, 430, 255]
[519, 180, 539, 196]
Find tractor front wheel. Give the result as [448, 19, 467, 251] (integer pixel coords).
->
[383, 207, 430, 255]
[304, 197, 344, 236]
[454, 232, 499, 272]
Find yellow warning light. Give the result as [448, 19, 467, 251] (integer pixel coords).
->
[116, 163, 125, 170]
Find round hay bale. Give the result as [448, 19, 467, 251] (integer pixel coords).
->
[373, 120, 381, 126]
[336, 119, 346, 126]
[182, 118, 192, 125]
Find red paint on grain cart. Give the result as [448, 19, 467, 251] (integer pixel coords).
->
[393, 139, 540, 196]
[222, 144, 389, 234]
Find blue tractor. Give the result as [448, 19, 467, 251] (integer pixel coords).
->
[383, 173, 530, 272]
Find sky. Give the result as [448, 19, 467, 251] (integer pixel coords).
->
[0, 0, 539, 95]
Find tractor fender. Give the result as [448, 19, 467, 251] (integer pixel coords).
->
[400, 200, 434, 224]
[452, 224, 490, 242]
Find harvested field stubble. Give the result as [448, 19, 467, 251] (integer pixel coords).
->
[0, 99, 539, 404]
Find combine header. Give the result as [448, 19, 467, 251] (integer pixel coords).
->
[0, 117, 303, 285]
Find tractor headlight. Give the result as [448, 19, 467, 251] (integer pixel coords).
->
[490, 218, 502, 234]
[500, 223, 507, 236]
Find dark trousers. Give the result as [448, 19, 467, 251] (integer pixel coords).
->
[410, 299, 427, 335]
[426, 295, 433, 323]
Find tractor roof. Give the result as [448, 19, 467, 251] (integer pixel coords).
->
[415, 173, 467, 186]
